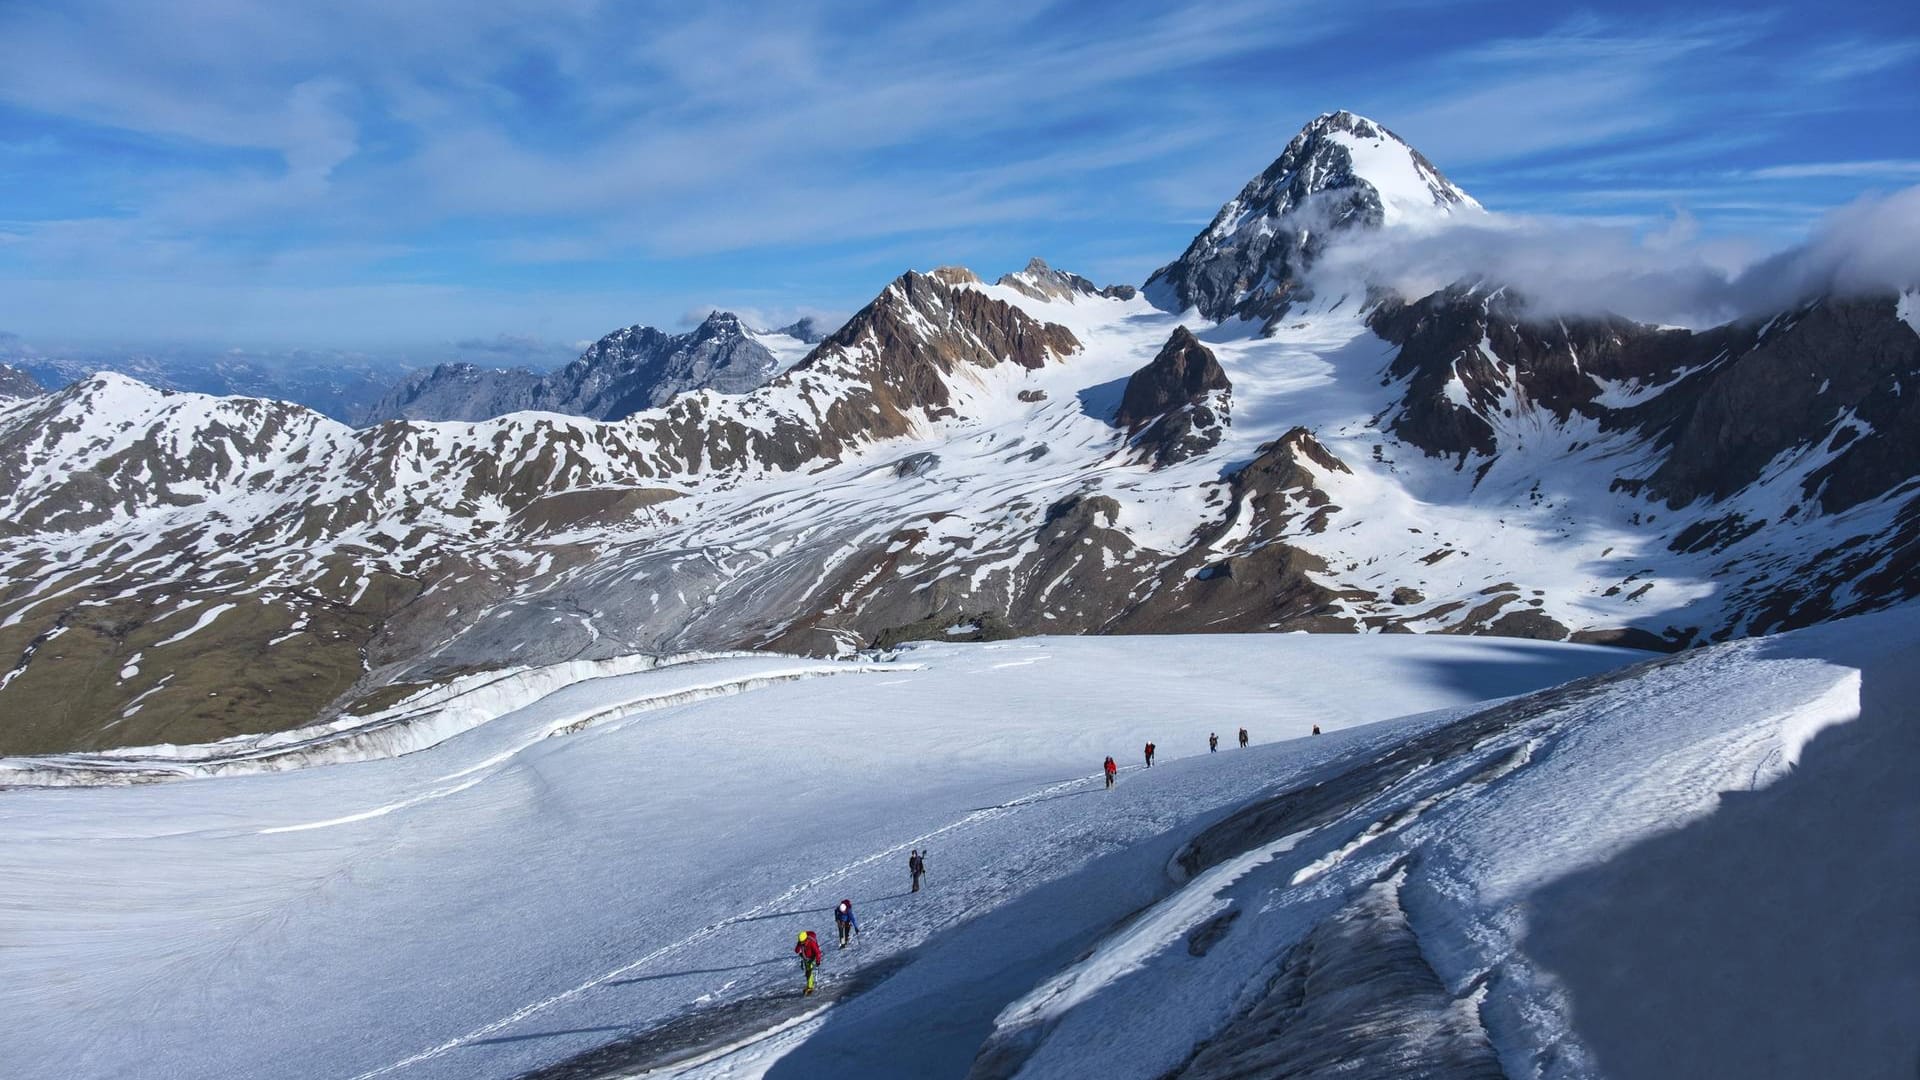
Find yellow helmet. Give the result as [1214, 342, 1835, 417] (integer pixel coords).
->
[797, 931, 809, 941]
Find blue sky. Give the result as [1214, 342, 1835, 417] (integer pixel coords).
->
[0, 0, 1916, 356]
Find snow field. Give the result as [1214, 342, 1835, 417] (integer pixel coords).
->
[961, 607, 1920, 1080]
[0, 633, 1634, 1079]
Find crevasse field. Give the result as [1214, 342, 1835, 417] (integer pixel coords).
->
[5, 613, 1918, 1079]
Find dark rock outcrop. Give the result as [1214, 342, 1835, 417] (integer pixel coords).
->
[1114, 327, 1232, 467]
[1116, 327, 1231, 429]
[1644, 295, 1920, 513]
[802, 269, 1080, 421]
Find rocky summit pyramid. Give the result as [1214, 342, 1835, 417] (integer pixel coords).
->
[1146, 110, 1480, 326]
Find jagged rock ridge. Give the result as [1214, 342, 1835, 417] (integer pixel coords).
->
[358, 312, 814, 425]
[998, 258, 1138, 303]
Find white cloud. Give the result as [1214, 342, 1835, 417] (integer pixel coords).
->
[1746, 160, 1920, 181]
[1308, 185, 1920, 328]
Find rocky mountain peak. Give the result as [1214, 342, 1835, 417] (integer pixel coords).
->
[997, 258, 1139, 303]
[689, 310, 747, 339]
[1114, 326, 1233, 467]
[1257, 110, 1478, 225]
[805, 269, 1081, 384]
[1145, 110, 1478, 327]
[929, 266, 984, 287]
[1115, 326, 1231, 430]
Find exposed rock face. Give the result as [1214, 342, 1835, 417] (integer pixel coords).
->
[0, 364, 43, 400]
[1116, 327, 1231, 428]
[560, 312, 780, 416]
[1367, 286, 1920, 522]
[1367, 285, 1710, 461]
[1115, 327, 1233, 467]
[1644, 295, 1920, 514]
[997, 258, 1138, 303]
[358, 312, 799, 425]
[803, 269, 1082, 435]
[1146, 111, 1478, 327]
[1361, 283, 1920, 641]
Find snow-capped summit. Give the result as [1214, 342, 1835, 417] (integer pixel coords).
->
[1286, 110, 1478, 223]
[1146, 110, 1479, 326]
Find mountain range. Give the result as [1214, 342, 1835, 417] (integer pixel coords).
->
[355, 312, 820, 425]
[1, 110, 1916, 757]
[8, 348, 417, 423]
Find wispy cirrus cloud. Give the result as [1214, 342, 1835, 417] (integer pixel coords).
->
[1746, 160, 1920, 180]
[0, 1, 1914, 348]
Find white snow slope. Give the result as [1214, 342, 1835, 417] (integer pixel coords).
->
[1, 634, 1631, 1079]
[4, 609, 1916, 1079]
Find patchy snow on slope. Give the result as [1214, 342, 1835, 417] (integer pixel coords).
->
[150, 601, 236, 647]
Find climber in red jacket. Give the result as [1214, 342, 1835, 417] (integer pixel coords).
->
[795, 929, 824, 995]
